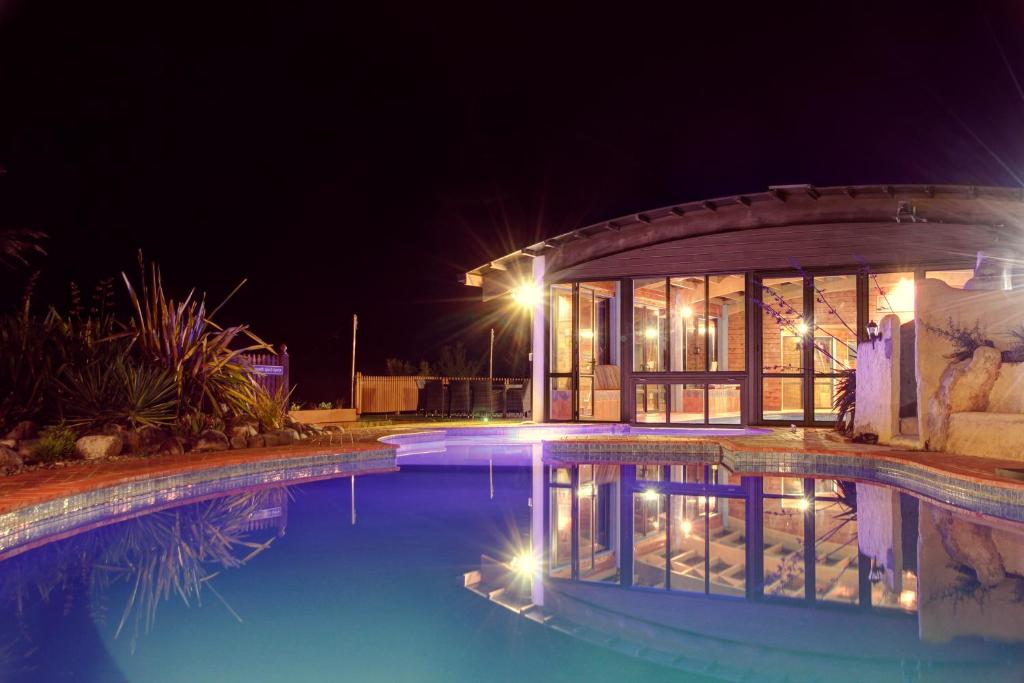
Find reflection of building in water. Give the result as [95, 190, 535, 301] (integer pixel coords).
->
[242, 486, 290, 536]
[469, 456, 1024, 678]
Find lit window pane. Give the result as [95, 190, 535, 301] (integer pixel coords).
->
[761, 277, 804, 373]
[550, 377, 573, 421]
[578, 465, 619, 583]
[709, 496, 746, 596]
[669, 495, 706, 593]
[549, 488, 572, 578]
[709, 384, 741, 424]
[550, 285, 573, 373]
[814, 496, 859, 604]
[635, 384, 666, 423]
[670, 276, 706, 372]
[871, 272, 915, 324]
[813, 275, 858, 372]
[633, 279, 666, 372]
[762, 377, 803, 422]
[814, 378, 838, 422]
[669, 384, 704, 424]
[710, 274, 745, 371]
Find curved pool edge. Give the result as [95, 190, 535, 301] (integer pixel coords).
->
[0, 443, 397, 559]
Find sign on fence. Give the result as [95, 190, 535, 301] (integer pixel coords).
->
[253, 365, 285, 376]
[244, 347, 290, 399]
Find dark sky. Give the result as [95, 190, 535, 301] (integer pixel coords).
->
[1, 1, 1023, 401]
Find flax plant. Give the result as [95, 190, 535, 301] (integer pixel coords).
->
[120, 255, 274, 422]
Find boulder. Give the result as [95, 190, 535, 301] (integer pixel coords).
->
[194, 430, 229, 453]
[156, 436, 185, 456]
[230, 422, 259, 439]
[75, 434, 124, 461]
[0, 446, 23, 468]
[5, 420, 38, 441]
[229, 435, 248, 450]
[265, 428, 299, 447]
[17, 439, 38, 459]
[246, 434, 267, 449]
[138, 425, 166, 449]
[0, 438, 16, 449]
[926, 346, 1002, 451]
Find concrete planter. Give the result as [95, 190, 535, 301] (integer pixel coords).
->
[290, 408, 357, 424]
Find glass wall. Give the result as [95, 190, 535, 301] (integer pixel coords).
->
[577, 464, 620, 582]
[761, 276, 804, 422]
[633, 279, 667, 372]
[579, 281, 621, 422]
[870, 272, 915, 323]
[670, 276, 706, 372]
[635, 384, 666, 423]
[812, 275, 858, 422]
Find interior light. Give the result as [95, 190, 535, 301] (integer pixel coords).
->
[509, 550, 537, 578]
[644, 327, 659, 340]
[898, 589, 917, 610]
[796, 321, 809, 335]
[680, 519, 694, 537]
[577, 481, 595, 498]
[681, 305, 694, 319]
[511, 281, 543, 308]
[796, 497, 811, 512]
[579, 329, 594, 339]
[642, 488, 659, 502]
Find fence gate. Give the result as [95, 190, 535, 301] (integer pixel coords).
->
[245, 346, 290, 399]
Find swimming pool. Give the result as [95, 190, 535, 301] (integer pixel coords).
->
[1, 433, 1022, 682]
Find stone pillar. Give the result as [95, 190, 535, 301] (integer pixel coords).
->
[853, 314, 901, 443]
[530, 255, 546, 422]
[530, 442, 545, 606]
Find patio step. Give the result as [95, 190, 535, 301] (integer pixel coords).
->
[899, 417, 919, 435]
[889, 433, 920, 450]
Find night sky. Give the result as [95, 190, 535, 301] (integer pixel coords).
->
[1, 1, 1023, 402]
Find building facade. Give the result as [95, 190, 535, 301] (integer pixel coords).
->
[465, 184, 1024, 427]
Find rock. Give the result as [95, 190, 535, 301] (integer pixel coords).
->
[138, 425, 166, 448]
[266, 428, 299, 446]
[0, 438, 16, 449]
[0, 446, 23, 468]
[75, 434, 124, 461]
[5, 420, 38, 441]
[931, 507, 1006, 587]
[194, 430, 229, 453]
[926, 346, 1002, 451]
[156, 436, 185, 456]
[230, 423, 258, 439]
[230, 435, 248, 450]
[323, 425, 343, 433]
[246, 434, 267, 449]
[16, 439, 38, 459]
[122, 430, 142, 455]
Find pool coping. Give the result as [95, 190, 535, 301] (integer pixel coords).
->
[0, 441, 397, 558]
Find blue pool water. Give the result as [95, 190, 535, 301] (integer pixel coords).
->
[0, 468, 695, 682]
[2, 432, 1024, 682]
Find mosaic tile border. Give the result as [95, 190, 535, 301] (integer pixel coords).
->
[544, 439, 1024, 522]
[0, 448, 396, 556]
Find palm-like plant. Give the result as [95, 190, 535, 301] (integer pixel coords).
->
[56, 355, 178, 431]
[833, 369, 856, 434]
[0, 228, 46, 269]
[120, 255, 274, 421]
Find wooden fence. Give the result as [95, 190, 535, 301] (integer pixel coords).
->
[355, 374, 530, 416]
[244, 346, 290, 399]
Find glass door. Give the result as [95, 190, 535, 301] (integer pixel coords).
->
[578, 287, 596, 419]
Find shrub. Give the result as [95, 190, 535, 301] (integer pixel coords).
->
[924, 318, 995, 363]
[30, 425, 77, 463]
[57, 355, 178, 431]
[833, 369, 855, 434]
[247, 385, 292, 432]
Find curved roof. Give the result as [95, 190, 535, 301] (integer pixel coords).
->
[464, 183, 1024, 297]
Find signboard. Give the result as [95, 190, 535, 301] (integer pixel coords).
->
[253, 364, 285, 376]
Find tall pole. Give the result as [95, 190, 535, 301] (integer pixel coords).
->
[350, 314, 358, 410]
[489, 328, 495, 380]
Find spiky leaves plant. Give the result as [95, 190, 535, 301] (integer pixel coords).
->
[833, 368, 856, 434]
[57, 355, 178, 431]
[0, 228, 46, 270]
[120, 255, 274, 422]
[0, 276, 57, 430]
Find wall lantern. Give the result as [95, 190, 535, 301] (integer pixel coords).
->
[866, 320, 882, 347]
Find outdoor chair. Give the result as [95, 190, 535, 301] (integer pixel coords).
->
[424, 380, 446, 416]
[448, 380, 471, 416]
[470, 380, 494, 415]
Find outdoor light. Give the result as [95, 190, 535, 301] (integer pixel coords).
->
[511, 281, 543, 308]
[680, 519, 694, 537]
[866, 319, 882, 347]
[899, 589, 917, 610]
[642, 488, 659, 502]
[509, 550, 537, 578]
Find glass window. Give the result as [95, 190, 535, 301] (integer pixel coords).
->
[637, 464, 663, 482]
[763, 494, 806, 599]
[670, 276, 706, 372]
[633, 279, 666, 372]
[577, 465, 619, 583]
[814, 377, 839, 422]
[871, 272, 915, 323]
[635, 384, 666, 423]
[633, 490, 667, 588]
[761, 277, 805, 373]
[549, 487, 572, 578]
[762, 377, 803, 422]
[669, 384, 704, 424]
[580, 281, 621, 422]
[670, 464, 704, 484]
[813, 275, 858, 373]
[814, 496, 859, 604]
[708, 384, 742, 424]
[549, 466, 571, 485]
[550, 377, 573, 421]
[926, 269, 973, 290]
[550, 284, 573, 374]
[710, 274, 746, 371]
